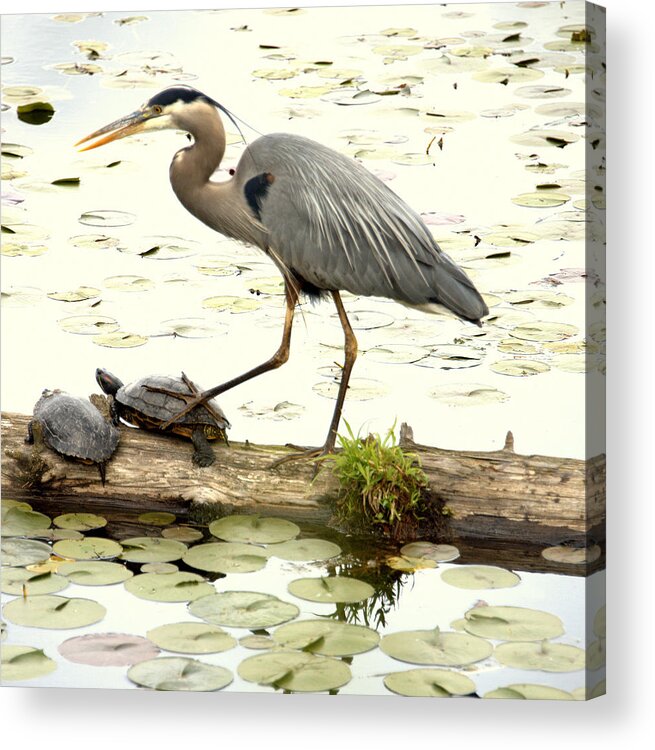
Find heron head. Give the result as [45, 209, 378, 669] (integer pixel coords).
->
[75, 85, 219, 151]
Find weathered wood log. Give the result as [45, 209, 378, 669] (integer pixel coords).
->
[1, 411, 605, 551]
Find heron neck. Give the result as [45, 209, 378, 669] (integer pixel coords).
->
[171, 108, 226, 187]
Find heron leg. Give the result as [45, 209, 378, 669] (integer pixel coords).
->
[156, 283, 299, 429]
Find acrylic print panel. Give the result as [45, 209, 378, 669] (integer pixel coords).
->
[0, 1, 605, 699]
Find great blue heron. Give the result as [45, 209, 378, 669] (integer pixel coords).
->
[77, 85, 488, 463]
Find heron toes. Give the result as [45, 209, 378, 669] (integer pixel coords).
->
[269, 446, 333, 476]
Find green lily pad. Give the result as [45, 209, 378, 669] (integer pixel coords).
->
[58, 633, 159, 666]
[17, 101, 55, 125]
[512, 192, 571, 208]
[104, 275, 154, 292]
[162, 526, 204, 543]
[490, 359, 550, 376]
[515, 85, 572, 99]
[3, 594, 106, 629]
[473, 67, 543, 84]
[70, 234, 121, 250]
[2, 538, 52, 567]
[53, 513, 107, 531]
[138, 511, 176, 527]
[119, 537, 187, 563]
[494, 641, 586, 671]
[202, 295, 264, 313]
[209, 515, 300, 544]
[125, 572, 214, 602]
[160, 318, 228, 339]
[384, 668, 476, 697]
[183, 542, 269, 574]
[47, 285, 101, 302]
[1, 568, 69, 596]
[240, 635, 275, 650]
[428, 383, 509, 407]
[541, 544, 601, 564]
[511, 130, 580, 149]
[1, 646, 57, 681]
[127, 657, 233, 691]
[238, 650, 351, 692]
[53, 537, 123, 560]
[266, 538, 342, 562]
[58, 314, 120, 335]
[441, 566, 520, 590]
[79, 210, 135, 227]
[587, 639, 606, 671]
[92, 331, 148, 348]
[364, 344, 431, 365]
[287, 576, 374, 604]
[1, 506, 51, 537]
[484, 683, 574, 700]
[189, 591, 299, 629]
[386, 555, 437, 572]
[2, 243, 48, 258]
[381, 628, 493, 666]
[313, 378, 389, 401]
[400, 542, 460, 563]
[141, 563, 179, 575]
[272, 620, 379, 656]
[510, 321, 578, 342]
[58, 560, 133, 586]
[593, 606, 606, 639]
[147, 622, 237, 654]
[463, 606, 564, 641]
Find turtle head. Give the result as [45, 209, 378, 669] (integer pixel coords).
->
[96, 368, 123, 396]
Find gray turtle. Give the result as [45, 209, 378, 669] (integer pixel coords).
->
[28, 389, 120, 484]
[95, 369, 229, 467]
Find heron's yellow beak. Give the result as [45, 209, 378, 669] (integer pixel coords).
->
[75, 110, 150, 152]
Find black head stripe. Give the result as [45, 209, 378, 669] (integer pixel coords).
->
[147, 86, 218, 109]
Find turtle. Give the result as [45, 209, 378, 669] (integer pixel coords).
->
[27, 389, 120, 485]
[95, 369, 230, 467]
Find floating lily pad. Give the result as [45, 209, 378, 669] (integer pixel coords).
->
[189, 591, 299, 629]
[202, 295, 264, 313]
[125, 235, 199, 260]
[238, 400, 305, 421]
[58, 633, 159, 666]
[400, 542, 460, 563]
[17, 101, 55, 125]
[209, 515, 300, 544]
[266, 538, 342, 562]
[442, 565, 520, 590]
[58, 314, 120, 335]
[279, 85, 336, 99]
[240, 635, 275, 650]
[162, 526, 204, 543]
[494, 641, 585, 671]
[141, 563, 179, 575]
[515, 85, 572, 99]
[384, 668, 476, 697]
[594, 606, 606, 639]
[313, 378, 389, 401]
[425, 345, 484, 370]
[1, 242, 48, 258]
[287, 576, 374, 604]
[510, 321, 578, 342]
[104, 275, 154, 292]
[47, 286, 101, 302]
[183, 542, 269, 574]
[2, 538, 52, 567]
[79, 210, 135, 227]
[125, 572, 214, 602]
[1, 568, 68, 596]
[92, 331, 148, 348]
[364, 344, 431, 365]
[119, 537, 187, 563]
[1, 506, 51, 537]
[464, 606, 564, 641]
[160, 318, 227, 339]
[512, 192, 571, 208]
[138, 511, 176, 527]
[147, 622, 237, 654]
[484, 683, 574, 700]
[53, 537, 122, 560]
[272, 620, 379, 656]
[428, 383, 509, 406]
[511, 130, 580, 149]
[587, 638, 605, 671]
[53, 513, 107, 531]
[253, 68, 298, 80]
[381, 628, 493, 666]
[541, 544, 601, 564]
[386, 556, 437, 572]
[3, 594, 106, 629]
[1, 646, 57, 681]
[490, 359, 550, 376]
[550, 355, 588, 374]
[127, 657, 233, 691]
[70, 233, 120, 250]
[505, 290, 574, 309]
[473, 68, 543, 84]
[238, 650, 351, 692]
[58, 560, 133, 586]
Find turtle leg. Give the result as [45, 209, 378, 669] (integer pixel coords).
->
[26, 421, 34, 444]
[97, 462, 107, 486]
[191, 428, 215, 468]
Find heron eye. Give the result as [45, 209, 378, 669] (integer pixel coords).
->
[153, 105, 163, 115]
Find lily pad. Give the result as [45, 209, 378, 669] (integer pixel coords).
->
[541, 544, 601, 564]
[127, 657, 233, 691]
[490, 359, 550, 376]
[79, 210, 135, 227]
[53, 513, 107, 531]
[1, 568, 69, 596]
[162, 526, 204, 543]
[53, 537, 123, 560]
[119, 537, 187, 563]
[138, 511, 176, 527]
[238, 650, 351, 692]
[266, 538, 342, 562]
[3, 594, 106, 629]
[272, 620, 379, 656]
[2, 538, 53, 567]
[160, 318, 227, 339]
[147, 622, 237, 654]
[1, 243, 48, 258]
[58, 314, 120, 335]
[287, 576, 374, 604]
[386, 556, 437, 572]
[428, 383, 509, 407]
[1, 646, 58, 681]
[1, 506, 51, 537]
[92, 331, 148, 348]
[240, 635, 275, 650]
[463, 606, 564, 641]
[58, 633, 159, 666]
[189, 591, 299, 629]
[202, 295, 264, 313]
[58, 560, 133, 586]
[104, 275, 154, 292]
[364, 344, 431, 365]
[238, 400, 305, 421]
[494, 641, 585, 672]
[141, 563, 179, 575]
[183, 542, 269, 574]
[484, 683, 574, 700]
[515, 85, 572, 99]
[17, 101, 55, 125]
[381, 628, 493, 666]
[510, 321, 578, 342]
[473, 68, 543, 84]
[512, 192, 571, 208]
[594, 606, 606, 639]
[47, 286, 101, 302]
[400, 542, 460, 563]
[125, 572, 214, 602]
[70, 233, 120, 250]
[209, 515, 300, 544]
[384, 668, 476, 697]
[313, 378, 389, 401]
[511, 130, 580, 149]
[441, 565, 520, 589]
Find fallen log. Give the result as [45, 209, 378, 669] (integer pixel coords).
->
[1, 411, 605, 553]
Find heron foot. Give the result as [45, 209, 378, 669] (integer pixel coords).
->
[145, 372, 222, 429]
[269, 445, 334, 478]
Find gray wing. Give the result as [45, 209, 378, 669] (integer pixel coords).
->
[235, 133, 488, 322]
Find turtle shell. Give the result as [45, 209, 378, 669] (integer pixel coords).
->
[116, 375, 230, 435]
[32, 390, 120, 462]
